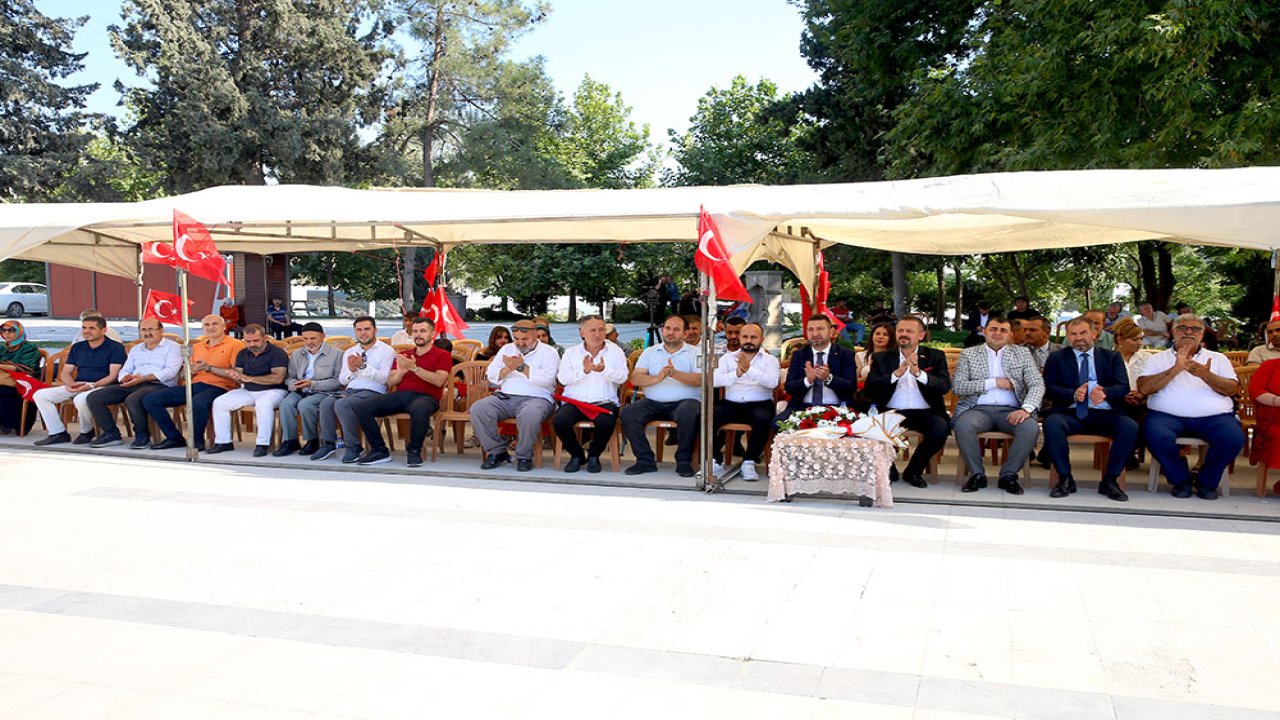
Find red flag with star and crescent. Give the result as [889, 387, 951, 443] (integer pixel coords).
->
[1271, 294, 1280, 322]
[695, 206, 752, 303]
[422, 250, 444, 288]
[141, 210, 226, 285]
[799, 252, 845, 335]
[143, 289, 195, 327]
[8, 370, 49, 402]
[421, 287, 469, 338]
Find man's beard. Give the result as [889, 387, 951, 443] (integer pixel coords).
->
[740, 343, 759, 353]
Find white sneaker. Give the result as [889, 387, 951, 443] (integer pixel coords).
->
[711, 461, 725, 477]
[741, 461, 759, 481]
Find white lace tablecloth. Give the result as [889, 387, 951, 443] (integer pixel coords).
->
[767, 434, 895, 507]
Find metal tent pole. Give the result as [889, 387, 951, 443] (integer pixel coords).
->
[178, 269, 197, 461]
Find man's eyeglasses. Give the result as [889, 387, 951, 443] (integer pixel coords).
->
[1173, 325, 1204, 332]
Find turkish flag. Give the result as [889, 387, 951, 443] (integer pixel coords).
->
[422, 287, 469, 338]
[553, 393, 614, 420]
[144, 211, 226, 284]
[143, 289, 194, 326]
[422, 249, 444, 287]
[1271, 295, 1280, 322]
[8, 370, 49, 402]
[800, 253, 845, 336]
[695, 206, 752, 303]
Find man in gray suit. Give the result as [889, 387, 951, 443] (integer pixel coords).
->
[272, 322, 344, 457]
[952, 316, 1045, 494]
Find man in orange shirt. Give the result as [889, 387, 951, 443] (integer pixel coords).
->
[142, 314, 246, 451]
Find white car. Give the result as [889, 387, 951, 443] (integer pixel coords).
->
[0, 282, 49, 317]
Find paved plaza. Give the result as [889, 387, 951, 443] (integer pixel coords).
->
[0, 448, 1278, 719]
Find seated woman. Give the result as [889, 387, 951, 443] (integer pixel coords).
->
[855, 322, 895, 384]
[1250, 358, 1280, 477]
[0, 320, 42, 435]
[476, 326, 511, 362]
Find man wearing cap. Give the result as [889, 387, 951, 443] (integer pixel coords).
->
[272, 322, 343, 457]
[554, 315, 629, 473]
[311, 316, 396, 462]
[84, 317, 182, 449]
[472, 318, 560, 471]
[620, 314, 702, 477]
[1247, 320, 1280, 364]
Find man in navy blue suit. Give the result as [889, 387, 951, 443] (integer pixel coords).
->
[776, 315, 858, 426]
[1042, 316, 1137, 501]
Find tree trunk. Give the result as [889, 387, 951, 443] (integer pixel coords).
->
[953, 258, 964, 331]
[1156, 242, 1174, 311]
[568, 290, 578, 322]
[325, 259, 336, 316]
[934, 261, 945, 328]
[891, 252, 906, 318]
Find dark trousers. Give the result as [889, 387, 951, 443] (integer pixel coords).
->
[269, 321, 303, 340]
[1144, 410, 1245, 490]
[0, 387, 35, 433]
[85, 381, 167, 438]
[352, 391, 439, 453]
[142, 383, 226, 444]
[896, 408, 951, 478]
[552, 402, 618, 460]
[1042, 409, 1139, 480]
[713, 399, 774, 463]
[621, 397, 701, 466]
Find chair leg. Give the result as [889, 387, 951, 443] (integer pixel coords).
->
[723, 429, 737, 466]
[1259, 463, 1270, 498]
[655, 428, 666, 464]
[1147, 457, 1161, 493]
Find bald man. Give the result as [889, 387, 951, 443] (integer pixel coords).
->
[1248, 321, 1280, 364]
[712, 323, 781, 481]
[143, 314, 246, 451]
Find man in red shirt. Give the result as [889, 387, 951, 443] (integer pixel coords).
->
[350, 316, 451, 467]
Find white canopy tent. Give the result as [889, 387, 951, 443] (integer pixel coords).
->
[2, 167, 1279, 289]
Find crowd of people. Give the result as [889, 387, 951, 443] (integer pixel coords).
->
[4, 299, 1274, 503]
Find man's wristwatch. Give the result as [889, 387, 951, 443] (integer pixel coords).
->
[517, 363, 528, 372]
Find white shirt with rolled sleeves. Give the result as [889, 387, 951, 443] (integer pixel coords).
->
[120, 338, 183, 387]
[714, 349, 781, 403]
[487, 342, 558, 401]
[558, 342, 628, 404]
[338, 342, 395, 393]
[635, 342, 700, 403]
[1139, 347, 1237, 417]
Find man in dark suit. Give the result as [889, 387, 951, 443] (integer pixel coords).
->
[776, 315, 858, 426]
[1042, 316, 1138, 501]
[864, 316, 951, 488]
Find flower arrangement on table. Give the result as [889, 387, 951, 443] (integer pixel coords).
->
[777, 405, 909, 448]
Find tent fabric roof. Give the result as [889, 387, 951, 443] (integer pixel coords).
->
[2, 167, 1277, 282]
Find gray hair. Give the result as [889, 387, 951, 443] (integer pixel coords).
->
[578, 314, 605, 327]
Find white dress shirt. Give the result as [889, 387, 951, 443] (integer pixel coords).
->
[887, 351, 931, 410]
[487, 341, 559, 401]
[973, 345, 1019, 407]
[339, 342, 396, 393]
[714, 349, 781, 403]
[120, 338, 183, 386]
[558, 341, 629, 404]
[1139, 347, 1237, 417]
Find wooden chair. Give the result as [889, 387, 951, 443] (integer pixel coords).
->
[17, 348, 52, 437]
[22, 346, 73, 435]
[779, 337, 808, 363]
[431, 361, 491, 461]
[328, 336, 355, 351]
[953, 431, 1033, 485]
[553, 387, 625, 473]
[1047, 434, 1128, 490]
[901, 430, 941, 483]
[1236, 364, 1257, 457]
[452, 339, 482, 363]
[1223, 350, 1248, 366]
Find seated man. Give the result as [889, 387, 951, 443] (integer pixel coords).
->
[389, 312, 416, 346]
[712, 323, 781, 481]
[273, 322, 343, 457]
[1042, 316, 1137, 501]
[142, 315, 245, 451]
[713, 316, 746, 356]
[472, 318, 559, 471]
[554, 315, 629, 473]
[620, 314, 701, 477]
[33, 315, 127, 446]
[1007, 296, 1036, 321]
[1102, 302, 1130, 332]
[351, 316, 452, 467]
[777, 314, 857, 425]
[831, 299, 864, 345]
[683, 315, 703, 347]
[208, 324, 290, 456]
[1135, 303, 1172, 349]
[218, 299, 244, 339]
[266, 297, 303, 340]
[1021, 316, 1060, 373]
[71, 309, 124, 344]
[312, 316, 395, 462]
[1247, 320, 1280, 365]
[84, 318, 181, 448]
[1137, 314, 1245, 499]
[864, 316, 951, 488]
[1084, 309, 1115, 350]
[951, 317, 1044, 494]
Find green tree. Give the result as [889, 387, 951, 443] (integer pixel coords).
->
[666, 75, 815, 187]
[548, 75, 658, 190]
[0, 1, 103, 202]
[290, 251, 402, 314]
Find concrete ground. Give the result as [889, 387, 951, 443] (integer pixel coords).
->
[1, 444, 1278, 719]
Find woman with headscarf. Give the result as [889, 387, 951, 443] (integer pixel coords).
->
[0, 320, 42, 434]
[1249, 358, 1280, 475]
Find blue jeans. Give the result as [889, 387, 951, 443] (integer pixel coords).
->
[142, 383, 227, 444]
[1144, 410, 1245, 490]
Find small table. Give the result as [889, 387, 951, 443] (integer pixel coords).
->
[767, 434, 895, 507]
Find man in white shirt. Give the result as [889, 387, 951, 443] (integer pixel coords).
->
[311, 316, 396, 463]
[951, 317, 1045, 494]
[472, 318, 559, 472]
[1137, 314, 1244, 499]
[621, 314, 702, 477]
[1247, 320, 1280, 364]
[553, 315, 629, 474]
[83, 317, 182, 448]
[712, 323, 781, 481]
[1134, 303, 1172, 348]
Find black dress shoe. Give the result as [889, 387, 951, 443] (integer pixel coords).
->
[130, 435, 151, 450]
[205, 442, 234, 454]
[961, 474, 987, 492]
[34, 431, 71, 446]
[997, 473, 1024, 495]
[406, 450, 423, 467]
[676, 462, 696, 477]
[564, 456, 582, 473]
[1171, 483, 1193, 499]
[149, 437, 186, 451]
[299, 439, 319, 456]
[586, 456, 602, 474]
[73, 430, 96, 445]
[1049, 476, 1077, 498]
[904, 474, 927, 489]
[1099, 478, 1129, 502]
[1196, 486, 1218, 500]
[272, 440, 301, 457]
[625, 463, 658, 475]
[253, 445, 269, 457]
[480, 451, 511, 470]
[516, 458, 533, 472]
[888, 465, 900, 483]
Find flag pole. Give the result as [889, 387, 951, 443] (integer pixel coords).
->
[178, 268, 197, 461]
[699, 270, 717, 492]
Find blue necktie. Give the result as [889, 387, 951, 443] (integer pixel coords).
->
[1076, 352, 1090, 418]
[813, 351, 825, 405]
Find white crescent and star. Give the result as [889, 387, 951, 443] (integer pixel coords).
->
[154, 299, 175, 319]
[15, 379, 32, 397]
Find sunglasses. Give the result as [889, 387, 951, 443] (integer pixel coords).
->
[1173, 325, 1204, 332]
[0, 327, 15, 333]
[512, 327, 535, 333]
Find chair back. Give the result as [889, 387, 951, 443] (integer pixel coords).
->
[780, 337, 808, 362]
[1224, 350, 1248, 366]
[627, 348, 644, 374]
[452, 339, 482, 363]
[44, 346, 70, 385]
[328, 336, 356, 351]
[942, 347, 963, 375]
[162, 333, 184, 344]
[448, 361, 492, 412]
[1235, 363, 1257, 421]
